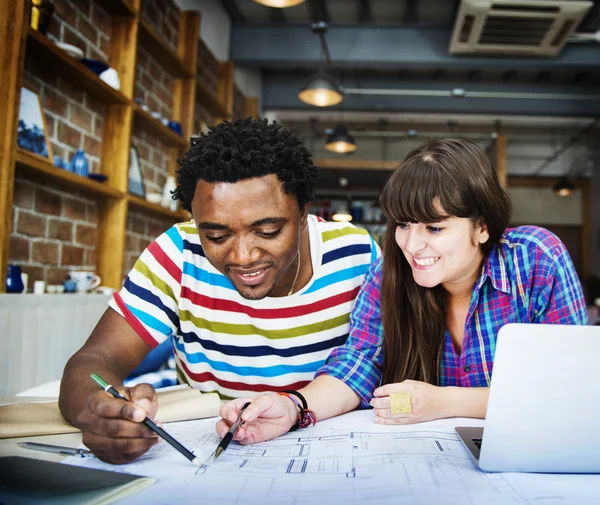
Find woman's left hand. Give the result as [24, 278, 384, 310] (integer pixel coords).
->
[370, 380, 447, 425]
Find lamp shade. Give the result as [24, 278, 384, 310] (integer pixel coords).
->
[332, 206, 352, 222]
[298, 73, 343, 107]
[553, 176, 574, 197]
[253, 0, 305, 6]
[325, 125, 357, 153]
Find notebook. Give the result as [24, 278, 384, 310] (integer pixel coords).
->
[0, 456, 155, 505]
[455, 323, 600, 473]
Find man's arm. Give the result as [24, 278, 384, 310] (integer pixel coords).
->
[59, 308, 161, 464]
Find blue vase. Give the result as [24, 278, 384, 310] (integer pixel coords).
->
[70, 149, 89, 177]
[6, 265, 25, 293]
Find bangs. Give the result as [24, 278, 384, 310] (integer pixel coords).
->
[381, 155, 476, 224]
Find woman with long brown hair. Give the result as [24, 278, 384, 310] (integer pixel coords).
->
[217, 137, 587, 442]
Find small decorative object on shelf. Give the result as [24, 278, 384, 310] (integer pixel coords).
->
[6, 265, 25, 294]
[53, 155, 64, 169]
[70, 149, 89, 177]
[88, 173, 108, 183]
[17, 88, 52, 159]
[128, 146, 145, 198]
[99, 68, 121, 90]
[30, 0, 54, 35]
[161, 176, 178, 211]
[62, 275, 77, 294]
[54, 41, 84, 59]
[168, 120, 183, 136]
[80, 58, 109, 76]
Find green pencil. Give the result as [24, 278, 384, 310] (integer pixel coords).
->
[90, 373, 201, 466]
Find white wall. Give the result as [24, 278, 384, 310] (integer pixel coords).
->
[175, 0, 231, 60]
[234, 67, 263, 111]
[508, 187, 582, 225]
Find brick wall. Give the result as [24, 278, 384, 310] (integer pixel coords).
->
[9, 178, 98, 287]
[141, 0, 180, 52]
[123, 211, 181, 278]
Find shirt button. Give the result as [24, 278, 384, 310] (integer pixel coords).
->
[463, 365, 471, 373]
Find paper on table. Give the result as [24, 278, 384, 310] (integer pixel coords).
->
[0, 386, 220, 439]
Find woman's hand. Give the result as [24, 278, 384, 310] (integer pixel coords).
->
[216, 394, 299, 444]
[370, 380, 448, 425]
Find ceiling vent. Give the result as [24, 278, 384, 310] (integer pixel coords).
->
[449, 0, 593, 56]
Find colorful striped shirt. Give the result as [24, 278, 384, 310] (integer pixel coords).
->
[316, 226, 588, 407]
[110, 215, 380, 399]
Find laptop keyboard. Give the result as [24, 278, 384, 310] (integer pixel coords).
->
[473, 438, 482, 449]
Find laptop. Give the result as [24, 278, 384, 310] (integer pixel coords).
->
[455, 323, 600, 473]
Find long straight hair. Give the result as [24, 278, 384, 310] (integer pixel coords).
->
[379, 138, 511, 385]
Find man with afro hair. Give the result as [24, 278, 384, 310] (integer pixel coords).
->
[59, 118, 380, 464]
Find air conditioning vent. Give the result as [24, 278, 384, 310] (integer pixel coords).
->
[449, 0, 593, 56]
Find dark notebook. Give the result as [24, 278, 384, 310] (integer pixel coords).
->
[0, 456, 155, 504]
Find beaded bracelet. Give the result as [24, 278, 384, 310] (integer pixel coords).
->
[277, 390, 318, 431]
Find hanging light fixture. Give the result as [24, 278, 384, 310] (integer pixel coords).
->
[253, 0, 305, 7]
[332, 204, 352, 222]
[298, 73, 343, 107]
[298, 22, 343, 107]
[325, 125, 357, 153]
[553, 176, 574, 197]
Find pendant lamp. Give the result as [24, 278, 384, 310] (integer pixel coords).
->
[253, 0, 305, 7]
[325, 125, 357, 153]
[298, 72, 343, 107]
[553, 176, 574, 197]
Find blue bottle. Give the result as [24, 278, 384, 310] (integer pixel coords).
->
[6, 265, 25, 293]
[70, 149, 89, 177]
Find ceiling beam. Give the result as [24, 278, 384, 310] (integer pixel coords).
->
[262, 73, 600, 117]
[231, 25, 600, 71]
[579, 0, 600, 32]
[219, 0, 245, 24]
[357, 0, 372, 23]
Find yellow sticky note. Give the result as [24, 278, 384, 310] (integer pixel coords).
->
[390, 392, 412, 414]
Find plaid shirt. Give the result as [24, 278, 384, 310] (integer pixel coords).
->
[316, 226, 588, 408]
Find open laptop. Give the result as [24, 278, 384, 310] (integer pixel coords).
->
[455, 323, 600, 473]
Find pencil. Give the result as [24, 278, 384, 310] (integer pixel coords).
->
[90, 373, 201, 466]
[214, 401, 251, 459]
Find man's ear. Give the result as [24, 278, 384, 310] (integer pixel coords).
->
[300, 204, 309, 229]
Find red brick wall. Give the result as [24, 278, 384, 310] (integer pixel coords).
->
[141, 0, 180, 52]
[9, 178, 98, 287]
[123, 211, 180, 278]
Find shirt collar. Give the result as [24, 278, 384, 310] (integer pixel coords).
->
[476, 240, 511, 294]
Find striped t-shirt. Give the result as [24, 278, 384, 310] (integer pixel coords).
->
[110, 215, 380, 399]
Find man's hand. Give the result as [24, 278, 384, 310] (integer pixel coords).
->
[75, 383, 160, 464]
[216, 394, 299, 444]
[370, 380, 448, 425]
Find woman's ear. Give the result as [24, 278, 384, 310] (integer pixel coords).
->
[478, 219, 490, 244]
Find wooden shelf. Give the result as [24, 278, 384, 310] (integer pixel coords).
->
[196, 80, 229, 118]
[128, 194, 189, 220]
[26, 29, 130, 105]
[15, 149, 124, 198]
[133, 104, 188, 147]
[101, 0, 138, 17]
[138, 19, 192, 78]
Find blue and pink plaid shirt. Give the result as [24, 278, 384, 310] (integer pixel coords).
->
[316, 226, 588, 408]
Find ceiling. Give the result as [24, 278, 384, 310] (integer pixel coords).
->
[218, 0, 600, 178]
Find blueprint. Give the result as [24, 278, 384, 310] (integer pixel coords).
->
[64, 410, 600, 505]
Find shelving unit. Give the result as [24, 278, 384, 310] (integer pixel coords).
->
[102, 0, 138, 17]
[0, 1, 257, 292]
[128, 194, 189, 220]
[26, 28, 130, 105]
[15, 149, 124, 198]
[133, 104, 188, 148]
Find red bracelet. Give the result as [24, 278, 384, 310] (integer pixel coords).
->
[277, 392, 318, 431]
